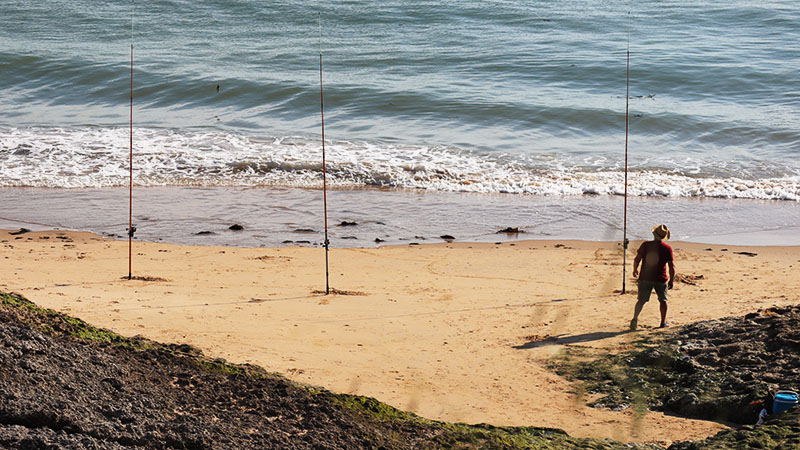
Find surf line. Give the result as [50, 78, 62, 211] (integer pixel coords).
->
[127, 0, 136, 280]
[621, 12, 631, 294]
[318, 13, 331, 295]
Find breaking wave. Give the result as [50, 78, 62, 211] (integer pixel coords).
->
[1, 126, 798, 201]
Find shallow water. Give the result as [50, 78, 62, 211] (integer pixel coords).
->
[1, 187, 798, 247]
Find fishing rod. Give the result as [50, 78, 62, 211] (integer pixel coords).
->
[128, 0, 135, 280]
[319, 13, 330, 295]
[622, 13, 630, 294]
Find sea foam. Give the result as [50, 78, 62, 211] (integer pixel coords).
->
[1, 126, 798, 201]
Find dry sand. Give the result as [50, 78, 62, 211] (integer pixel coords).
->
[2, 228, 798, 446]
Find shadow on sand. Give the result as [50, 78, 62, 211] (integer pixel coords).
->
[513, 330, 631, 349]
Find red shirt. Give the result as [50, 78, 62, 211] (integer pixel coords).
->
[636, 240, 673, 282]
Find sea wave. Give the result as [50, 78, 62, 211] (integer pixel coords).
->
[1, 126, 798, 200]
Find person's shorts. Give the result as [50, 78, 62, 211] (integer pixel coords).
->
[637, 280, 668, 303]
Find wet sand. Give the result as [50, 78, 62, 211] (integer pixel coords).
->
[2, 228, 798, 446]
[2, 186, 799, 249]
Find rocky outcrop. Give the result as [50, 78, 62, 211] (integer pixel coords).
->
[665, 305, 800, 423]
[549, 305, 800, 426]
[2, 290, 798, 449]
[0, 292, 644, 450]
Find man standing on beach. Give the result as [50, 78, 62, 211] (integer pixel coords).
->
[629, 224, 675, 331]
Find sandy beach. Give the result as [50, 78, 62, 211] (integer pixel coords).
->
[2, 228, 798, 446]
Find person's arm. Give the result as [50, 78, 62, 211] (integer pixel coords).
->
[633, 253, 642, 278]
[667, 260, 675, 289]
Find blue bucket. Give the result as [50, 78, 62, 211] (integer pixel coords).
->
[772, 390, 799, 415]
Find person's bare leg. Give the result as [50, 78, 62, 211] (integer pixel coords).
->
[630, 300, 646, 330]
[659, 301, 668, 327]
[633, 300, 646, 320]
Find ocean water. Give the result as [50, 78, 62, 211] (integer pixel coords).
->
[1, 0, 799, 246]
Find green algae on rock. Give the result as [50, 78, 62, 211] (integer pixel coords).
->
[547, 305, 800, 426]
[0, 291, 652, 449]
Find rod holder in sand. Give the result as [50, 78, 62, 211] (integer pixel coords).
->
[622, 13, 631, 295]
[319, 13, 330, 295]
[128, 1, 135, 280]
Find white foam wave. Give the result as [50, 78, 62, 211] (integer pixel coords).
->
[1, 126, 798, 201]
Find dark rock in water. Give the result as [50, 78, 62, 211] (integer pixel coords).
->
[497, 227, 524, 234]
[440, 235, 455, 241]
[296, 240, 311, 244]
[341, 236, 357, 240]
[194, 231, 216, 236]
[338, 221, 357, 227]
[228, 224, 244, 231]
[374, 238, 385, 243]
[294, 228, 315, 233]
[9, 228, 30, 236]
[282, 240, 294, 244]
[414, 235, 426, 240]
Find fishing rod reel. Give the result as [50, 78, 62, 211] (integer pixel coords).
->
[127, 225, 136, 238]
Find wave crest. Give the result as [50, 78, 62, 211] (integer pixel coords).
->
[1, 126, 798, 201]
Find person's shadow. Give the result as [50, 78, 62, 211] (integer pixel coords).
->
[513, 330, 631, 349]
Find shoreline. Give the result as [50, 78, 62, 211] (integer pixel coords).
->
[3, 227, 799, 444]
[2, 186, 799, 249]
